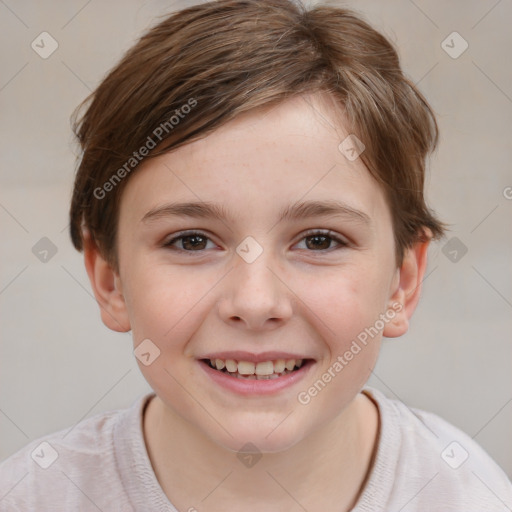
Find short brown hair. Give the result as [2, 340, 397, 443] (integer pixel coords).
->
[69, 0, 445, 273]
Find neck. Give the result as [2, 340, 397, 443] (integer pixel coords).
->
[143, 392, 379, 512]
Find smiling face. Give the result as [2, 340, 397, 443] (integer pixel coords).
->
[88, 92, 424, 454]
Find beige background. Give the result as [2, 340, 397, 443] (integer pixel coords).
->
[1, 0, 511, 484]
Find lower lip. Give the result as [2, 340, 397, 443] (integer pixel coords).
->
[198, 360, 314, 396]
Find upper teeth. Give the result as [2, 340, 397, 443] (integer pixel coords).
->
[209, 358, 304, 375]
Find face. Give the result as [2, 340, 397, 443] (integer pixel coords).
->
[110, 93, 406, 453]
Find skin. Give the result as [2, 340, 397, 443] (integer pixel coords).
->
[84, 92, 430, 511]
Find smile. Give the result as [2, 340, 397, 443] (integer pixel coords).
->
[201, 358, 312, 380]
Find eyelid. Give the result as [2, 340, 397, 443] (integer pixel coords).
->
[295, 228, 350, 251]
[164, 229, 213, 243]
[163, 230, 217, 252]
[299, 228, 348, 244]
[163, 228, 350, 254]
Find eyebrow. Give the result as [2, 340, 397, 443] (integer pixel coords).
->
[140, 199, 371, 226]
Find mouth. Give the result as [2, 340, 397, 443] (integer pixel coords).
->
[200, 357, 314, 380]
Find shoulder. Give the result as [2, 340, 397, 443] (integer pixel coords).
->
[0, 393, 152, 511]
[357, 387, 512, 512]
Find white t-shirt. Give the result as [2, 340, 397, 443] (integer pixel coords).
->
[1, 386, 511, 511]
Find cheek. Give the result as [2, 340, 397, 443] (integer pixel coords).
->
[124, 263, 217, 347]
[300, 263, 391, 347]
[294, 270, 385, 414]
[124, 267, 207, 400]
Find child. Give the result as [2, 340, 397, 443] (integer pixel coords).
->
[1, 0, 511, 510]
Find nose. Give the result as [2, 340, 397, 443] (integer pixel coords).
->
[217, 250, 294, 331]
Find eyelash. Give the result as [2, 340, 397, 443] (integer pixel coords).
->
[163, 229, 349, 255]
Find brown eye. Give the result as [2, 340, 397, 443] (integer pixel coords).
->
[296, 230, 348, 252]
[165, 232, 214, 252]
[304, 234, 332, 250]
[180, 235, 208, 250]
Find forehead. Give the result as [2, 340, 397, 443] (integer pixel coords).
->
[119, 93, 389, 227]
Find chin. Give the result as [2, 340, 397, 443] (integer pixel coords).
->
[209, 421, 306, 455]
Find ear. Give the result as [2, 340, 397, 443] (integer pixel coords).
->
[83, 230, 131, 333]
[383, 232, 431, 338]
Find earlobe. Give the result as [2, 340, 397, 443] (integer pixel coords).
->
[83, 231, 131, 333]
[383, 233, 431, 338]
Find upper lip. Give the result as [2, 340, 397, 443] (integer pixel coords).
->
[198, 351, 314, 363]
